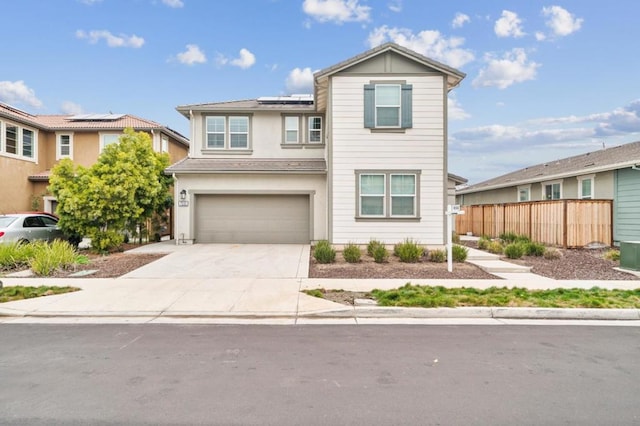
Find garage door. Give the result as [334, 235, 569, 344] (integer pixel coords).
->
[195, 194, 310, 243]
[614, 168, 640, 243]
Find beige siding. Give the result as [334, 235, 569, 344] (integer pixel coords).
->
[190, 111, 325, 160]
[330, 75, 446, 244]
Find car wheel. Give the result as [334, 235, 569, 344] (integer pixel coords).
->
[17, 239, 29, 245]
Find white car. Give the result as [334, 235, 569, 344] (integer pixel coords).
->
[0, 213, 66, 244]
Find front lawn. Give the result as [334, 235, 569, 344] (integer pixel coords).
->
[0, 285, 80, 303]
[305, 284, 640, 309]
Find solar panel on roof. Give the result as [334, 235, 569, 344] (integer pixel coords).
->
[69, 113, 125, 121]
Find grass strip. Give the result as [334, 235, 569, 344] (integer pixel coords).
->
[305, 284, 640, 309]
[0, 286, 80, 303]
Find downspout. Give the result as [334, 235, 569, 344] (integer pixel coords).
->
[172, 172, 181, 245]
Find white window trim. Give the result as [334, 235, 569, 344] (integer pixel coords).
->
[229, 116, 249, 149]
[517, 184, 531, 202]
[0, 120, 38, 162]
[375, 83, 402, 128]
[577, 174, 595, 199]
[308, 116, 323, 144]
[542, 179, 563, 200]
[161, 134, 169, 153]
[390, 173, 417, 217]
[99, 132, 122, 153]
[56, 132, 74, 160]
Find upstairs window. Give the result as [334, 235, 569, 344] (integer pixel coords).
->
[284, 116, 299, 143]
[308, 116, 322, 143]
[205, 116, 250, 150]
[22, 129, 34, 158]
[57, 133, 73, 159]
[5, 125, 17, 154]
[100, 133, 121, 152]
[364, 83, 412, 129]
[161, 135, 169, 153]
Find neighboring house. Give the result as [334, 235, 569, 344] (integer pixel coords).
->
[0, 102, 189, 214]
[167, 43, 466, 245]
[456, 141, 640, 243]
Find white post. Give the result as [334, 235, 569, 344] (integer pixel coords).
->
[447, 210, 453, 273]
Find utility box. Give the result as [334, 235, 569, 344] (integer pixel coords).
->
[620, 241, 640, 271]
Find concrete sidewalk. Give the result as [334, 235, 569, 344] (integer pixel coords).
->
[1, 240, 640, 324]
[1, 275, 639, 324]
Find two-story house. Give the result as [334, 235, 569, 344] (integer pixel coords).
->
[167, 43, 465, 245]
[0, 103, 189, 215]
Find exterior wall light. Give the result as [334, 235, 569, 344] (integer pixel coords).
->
[180, 189, 187, 201]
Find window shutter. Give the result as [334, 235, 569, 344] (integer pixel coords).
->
[401, 84, 413, 128]
[364, 84, 375, 128]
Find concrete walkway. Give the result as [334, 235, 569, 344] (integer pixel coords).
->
[1, 241, 640, 324]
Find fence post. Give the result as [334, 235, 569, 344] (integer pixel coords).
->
[562, 200, 568, 248]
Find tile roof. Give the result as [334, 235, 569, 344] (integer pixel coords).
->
[27, 170, 52, 182]
[0, 103, 189, 146]
[458, 140, 640, 194]
[165, 158, 327, 173]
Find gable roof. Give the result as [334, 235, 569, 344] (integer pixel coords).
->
[0, 102, 189, 146]
[458, 141, 640, 194]
[314, 42, 466, 88]
[314, 42, 465, 112]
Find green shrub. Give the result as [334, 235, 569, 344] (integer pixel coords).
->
[29, 240, 79, 276]
[487, 241, 504, 254]
[504, 242, 525, 259]
[394, 238, 423, 263]
[478, 236, 491, 250]
[452, 245, 468, 262]
[524, 241, 546, 257]
[515, 234, 531, 244]
[499, 232, 518, 243]
[90, 230, 124, 253]
[367, 239, 383, 257]
[544, 248, 562, 260]
[314, 240, 336, 264]
[372, 244, 389, 263]
[429, 249, 446, 263]
[342, 243, 362, 263]
[604, 249, 620, 262]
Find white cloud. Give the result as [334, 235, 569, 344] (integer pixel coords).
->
[494, 10, 525, 38]
[162, 0, 184, 7]
[452, 13, 470, 29]
[230, 48, 256, 69]
[448, 96, 470, 120]
[302, 0, 371, 24]
[76, 29, 144, 48]
[388, 0, 402, 13]
[176, 44, 206, 65]
[542, 5, 583, 37]
[78, 0, 102, 4]
[286, 67, 315, 93]
[472, 48, 539, 89]
[0, 80, 43, 108]
[535, 31, 546, 41]
[367, 26, 474, 68]
[60, 101, 84, 115]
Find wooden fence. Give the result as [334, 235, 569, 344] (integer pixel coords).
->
[455, 200, 613, 248]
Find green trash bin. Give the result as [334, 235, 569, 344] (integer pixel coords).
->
[620, 241, 640, 271]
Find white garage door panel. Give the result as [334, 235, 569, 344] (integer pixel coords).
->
[196, 194, 310, 243]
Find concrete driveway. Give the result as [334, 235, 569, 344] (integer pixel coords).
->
[121, 242, 310, 279]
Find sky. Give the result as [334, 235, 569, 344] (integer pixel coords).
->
[2, 0, 640, 184]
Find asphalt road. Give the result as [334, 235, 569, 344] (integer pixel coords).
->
[1, 324, 639, 425]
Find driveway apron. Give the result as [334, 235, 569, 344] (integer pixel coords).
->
[121, 243, 310, 279]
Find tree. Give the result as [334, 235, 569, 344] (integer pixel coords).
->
[49, 128, 171, 252]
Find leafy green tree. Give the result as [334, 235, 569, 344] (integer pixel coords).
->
[49, 128, 171, 252]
